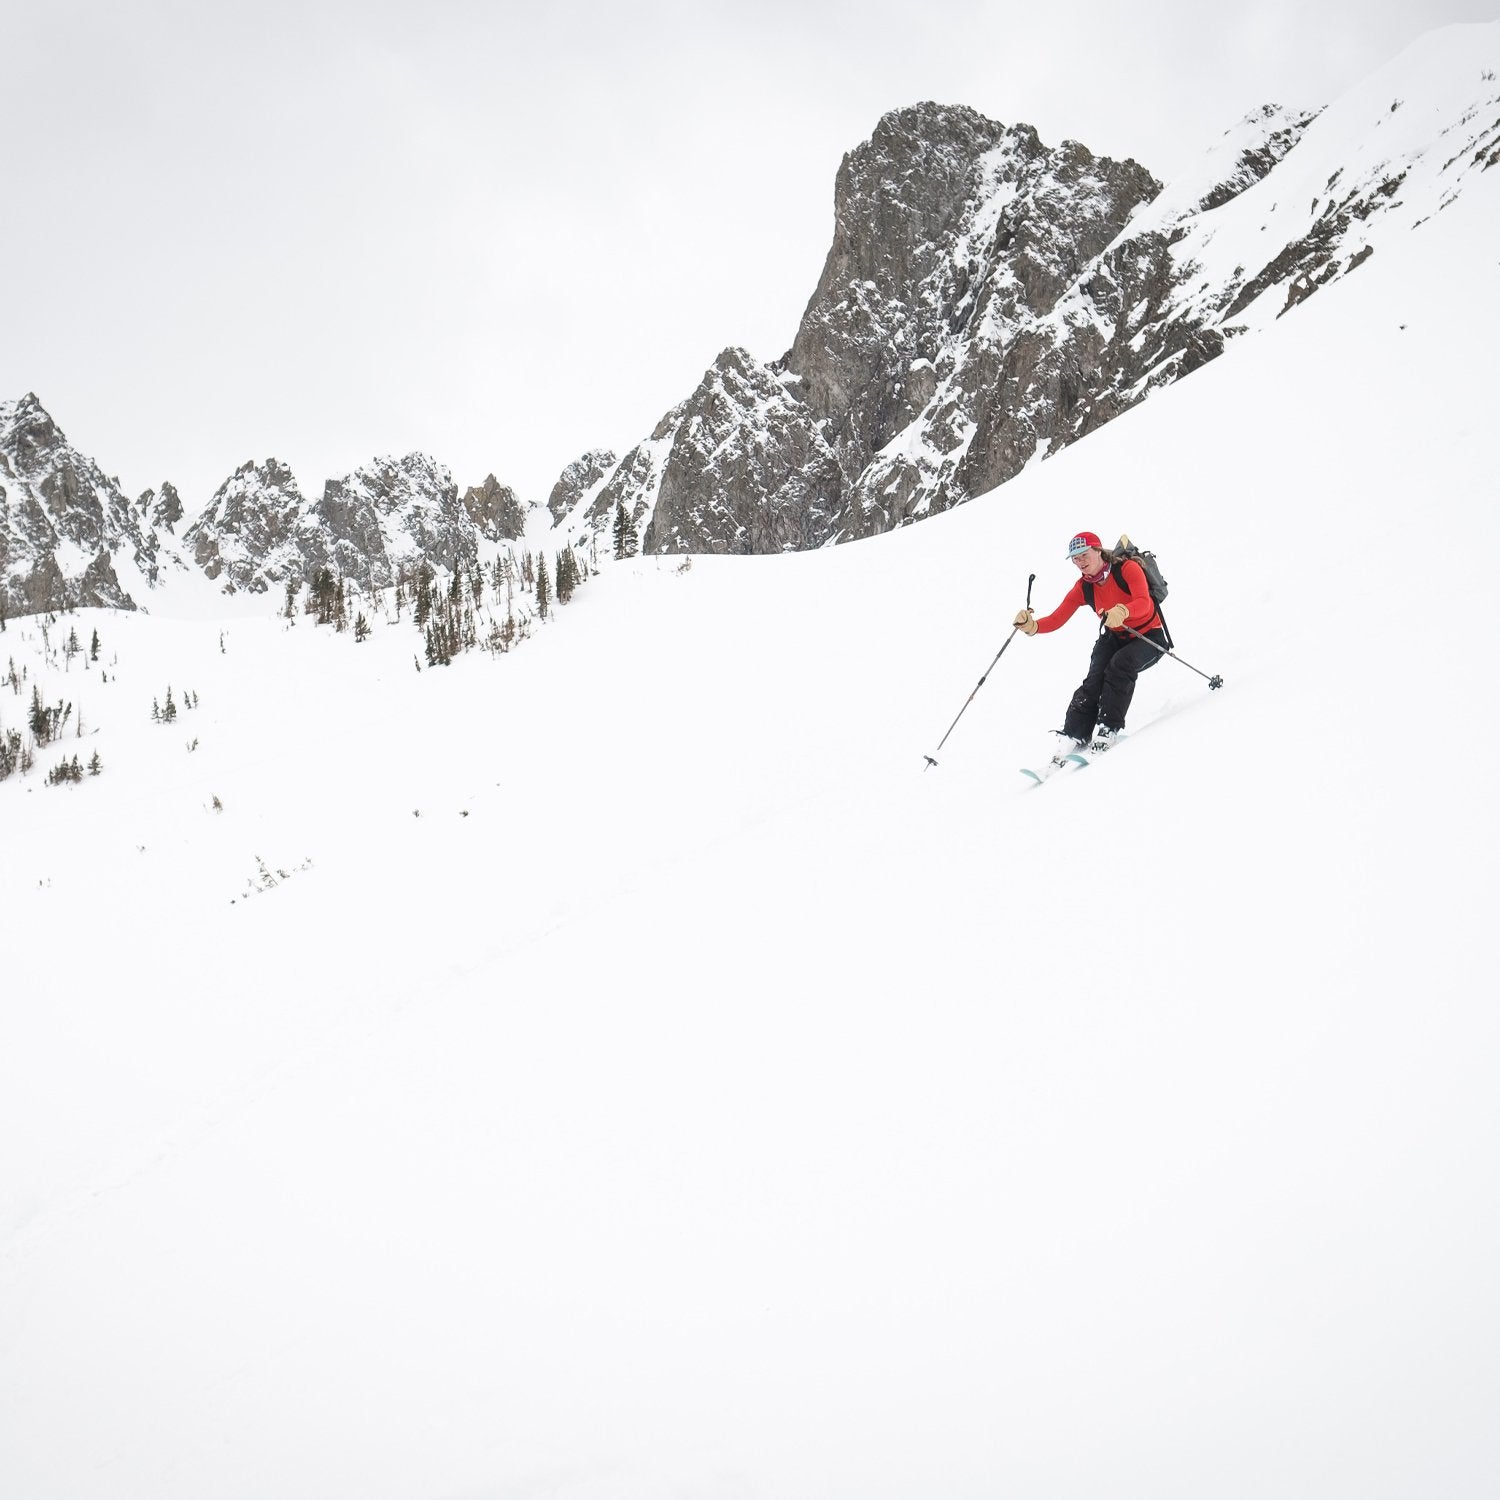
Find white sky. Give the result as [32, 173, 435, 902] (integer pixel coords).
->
[1, 0, 1490, 510]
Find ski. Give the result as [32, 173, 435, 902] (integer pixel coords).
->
[1020, 763, 1060, 785]
[1019, 757, 1081, 785]
[1064, 732, 1128, 769]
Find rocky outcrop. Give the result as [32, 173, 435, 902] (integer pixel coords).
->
[643, 348, 846, 554]
[546, 449, 617, 526]
[139, 482, 183, 533]
[583, 54, 1496, 556]
[585, 104, 1169, 551]
[183, 452, 485, 595]
[185, 459, 309, 593]
[462, 474, 529, 541]
[308, 453, 477, 589]
[0, 393, 189, 614]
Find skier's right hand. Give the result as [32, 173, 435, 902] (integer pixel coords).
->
[1014, 609, 1038, 636]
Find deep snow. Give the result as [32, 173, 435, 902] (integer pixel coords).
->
[2, 33, 1498, 1500]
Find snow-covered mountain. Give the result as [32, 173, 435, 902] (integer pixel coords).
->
[0, 393, 194, 614]
[565, 25, 1500, 553]
[185, 450, 509, 595]
[183, 457, 312, 593]
[3, 409, 534, 609]
[3, 23, 1499, 1499]
[9, 26, 1497, 606]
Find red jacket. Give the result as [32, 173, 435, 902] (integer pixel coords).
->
[1035, 558, 1161, 635]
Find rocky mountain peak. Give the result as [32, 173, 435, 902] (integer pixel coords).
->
[461, 474, 528, 541]
[138, 482, 184, 533]
[306, 453, 477, 591]
[184, 459, 309, 591]
[1, 392, 191, 613]
[785, 107, 1161, 505]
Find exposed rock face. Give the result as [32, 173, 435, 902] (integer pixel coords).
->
[462, 474, 529, 541]
[0, 393, 188, 614]
[546, 449, 617, 526]
[309, 453, 477, 589]
[185, 459, 309, 593]
[643, 349, 845, 554]
[184, 453, 485, 595]
[583, 63, 1494, 555]
[139, 482, 183, 533]
[585, 104, 1171, 551]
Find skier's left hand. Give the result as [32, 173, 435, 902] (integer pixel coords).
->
[1101, 603, 1129, 629]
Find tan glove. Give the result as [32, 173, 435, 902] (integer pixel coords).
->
[1102, 603, 1129, 630]
[1013, 608, 1038, 636]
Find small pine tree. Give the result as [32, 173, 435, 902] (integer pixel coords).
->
[89, 751, 102, 776]
[0, 727, 20, 780]
[91, 628, 101, 660]
[163, 687, 177, 724]
[354, 611, 371, 642]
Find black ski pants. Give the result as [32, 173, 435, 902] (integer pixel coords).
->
[1062, 626, 1168, 740]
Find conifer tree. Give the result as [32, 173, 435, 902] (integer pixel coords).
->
[163, 687, 177, 724]
[613, 500, 639, 559]
[536, 553, 551, 619]
[0, 727, 20, 780]
[91, 629, 101, 660]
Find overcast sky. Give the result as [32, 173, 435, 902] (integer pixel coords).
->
[2, 0, 1491, 512]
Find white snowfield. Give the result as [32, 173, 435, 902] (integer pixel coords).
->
[3, 26, 1498, 1500]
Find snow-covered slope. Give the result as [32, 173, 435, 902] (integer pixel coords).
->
[2, 33, 1498, 1500]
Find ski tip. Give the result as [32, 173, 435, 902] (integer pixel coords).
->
[1019, 767, 1044, 784]
[1063, 752, 1091, 767]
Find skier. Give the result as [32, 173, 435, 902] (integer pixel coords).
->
[1013, 531, 1168, 759]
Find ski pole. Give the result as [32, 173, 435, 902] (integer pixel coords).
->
[924, 573, 1035, 769]
[1117, 621, 1224, 689]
